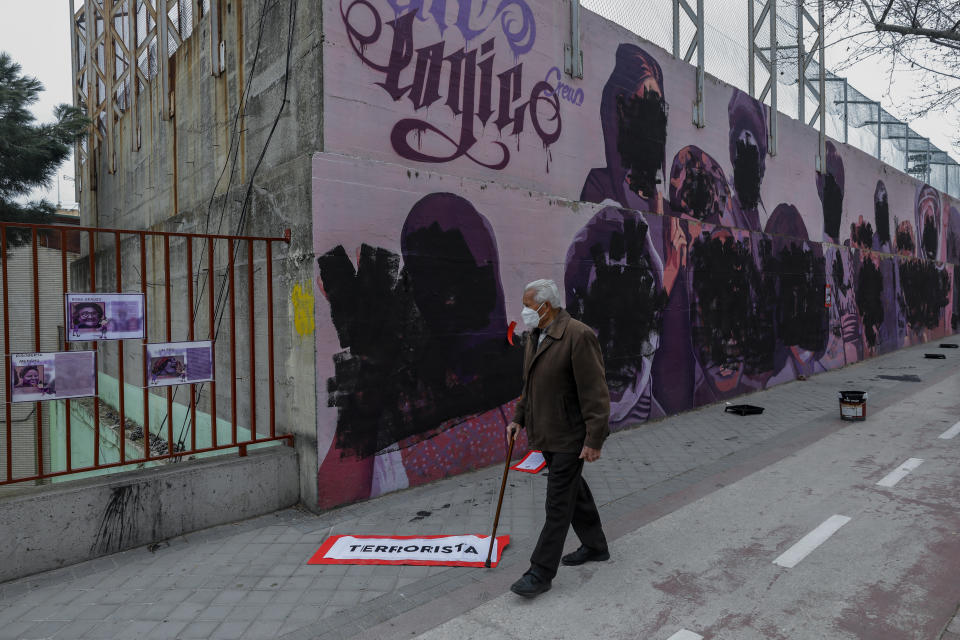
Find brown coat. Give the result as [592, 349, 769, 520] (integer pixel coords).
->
[513, 309, 611, 452]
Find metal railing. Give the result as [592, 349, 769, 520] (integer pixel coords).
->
[0, 222, 292, 487]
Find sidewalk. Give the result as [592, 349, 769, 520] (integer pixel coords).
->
[1, 339, 958, 640]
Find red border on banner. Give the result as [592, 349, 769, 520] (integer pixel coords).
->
[510, 450, 546, 474]
[307, 534, 511, 567]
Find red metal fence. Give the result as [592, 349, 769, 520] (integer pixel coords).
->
[0, 221, 292, 486]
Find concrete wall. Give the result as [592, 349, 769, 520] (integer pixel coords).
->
[0, 445, 298, 583]
[76, 1, 322, 507]
[311, 0, 959, 508]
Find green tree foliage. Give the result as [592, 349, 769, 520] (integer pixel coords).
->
[0, 52, 89, 245]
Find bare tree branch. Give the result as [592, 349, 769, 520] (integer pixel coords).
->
[873, 19, 960, 41]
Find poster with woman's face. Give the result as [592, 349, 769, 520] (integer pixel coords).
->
[10, 351, 97, 402]
[146, 341, 214, 387]
[65, 293, 145, 341]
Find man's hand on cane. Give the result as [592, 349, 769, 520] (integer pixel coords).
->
[506, 422, 521, 442]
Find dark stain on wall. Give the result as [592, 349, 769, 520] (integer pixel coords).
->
[91, 484, 149, 556]
[874, 182, 890, 247]
[856, 258, 884, 347]
[898, 259, 950, 331]
[895, 218, 915, 255]
[566, 211, 667, 397]
[318, 195, 522, 459]
[616, 90, 668, 198]
[762, 239, 828, 364]
[690, 233, 773, 374]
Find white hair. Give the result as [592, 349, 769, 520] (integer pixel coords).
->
[524, 279, 562, 308]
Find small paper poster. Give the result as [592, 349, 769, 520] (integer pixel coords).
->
[510, 450, 546, 474]
[146, 341, 214, 387]
[308, 534, 510, 567]
[66, 293, 145, 341]
[10, 351, 97, 403]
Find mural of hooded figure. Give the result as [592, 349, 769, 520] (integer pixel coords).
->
[689, 228, 773, 403]
[915, 184, 942, 261]
[816, 141, 845, 244]
[581, 44, 668, 213]
[316, 193, 525, 506]
[727, 89, 768, 232]
[949, 206, 960, 331]
[763, 204, 830, 386]
[669, 145, 732, 226]
[874, 180, 892, 251]
[827, 245, 864, 366]
[564, 207, 668, 428]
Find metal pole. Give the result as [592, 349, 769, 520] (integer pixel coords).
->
[769, 0, 778, 156]
[817, 0, 825, 171]
[673, 0, 680, 58]
[158, 0, 170, 119]
[694, 0, 705, 128]
[796, 0, 804, 124]
[747, 0, 755, 97]
[129, 0, 140, 150]
[565, 0, 582, 78]
[876, 103, 881, 160]
[842, 80, 848, 144]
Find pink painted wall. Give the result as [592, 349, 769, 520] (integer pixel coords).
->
[312, 0, 959, 508]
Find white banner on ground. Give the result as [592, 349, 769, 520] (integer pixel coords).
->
[308, 534, 510, 567]
[510, 450, 546, 473]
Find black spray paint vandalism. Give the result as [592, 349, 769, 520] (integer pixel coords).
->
[690, 233, 774, 374]
[732, 139, 762, 211]
[874, 181, 890, 247]
[565, 209, 667, 398]
[832, 251, 851, 296]
[616, 90, 668, 198]
[953, 264, 960, 330]
[669, 146, 730, 223]
[856, 258, 885, 348]
[817, 142, 845, 242]
[766, 241, 828, 356]
[91, 484, 152, 555]
[898, 258, 951, 331]
[895, 217, 916, 255]
[947, 207, 960, 264]
[318, 196, 523, 458]
[851, 220, 875, 249]
[728, 89, 767, 214]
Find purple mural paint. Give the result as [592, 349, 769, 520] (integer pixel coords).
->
[581, 44, 668, 214]
[313, 0, 959, 510]
[727, 89, 768, 232]
[564, 207, 667, 428]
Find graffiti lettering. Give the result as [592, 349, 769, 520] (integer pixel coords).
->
[542, 67, 584, 107]
[384, 0, 536, 58]
[342, 1, 560, 170]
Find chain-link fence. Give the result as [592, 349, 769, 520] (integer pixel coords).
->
[581, 0, 960, 198]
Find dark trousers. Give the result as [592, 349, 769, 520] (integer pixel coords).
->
[529, 451, 607, 581]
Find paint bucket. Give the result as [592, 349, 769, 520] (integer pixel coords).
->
[838, 390, 867, 421]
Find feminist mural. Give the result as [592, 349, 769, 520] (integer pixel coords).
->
[315, 0, 958, 509]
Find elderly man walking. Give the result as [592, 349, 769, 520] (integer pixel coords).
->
[507, 279, 611, 598]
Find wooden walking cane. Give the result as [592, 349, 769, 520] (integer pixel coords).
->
[485, 431, 517, 568]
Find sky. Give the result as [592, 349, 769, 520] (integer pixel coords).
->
[0, 0, 955, 210]
[1, 0, 78, 208]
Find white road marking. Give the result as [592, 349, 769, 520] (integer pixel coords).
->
[773, 515, 851, 568]
[666, 631, 703, 640]
[876, 458, 924, 488]
[939, 422, 960, 440]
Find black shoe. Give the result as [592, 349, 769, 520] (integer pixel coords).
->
[510, 572, 552, 598]
[561, 545, 610, 566]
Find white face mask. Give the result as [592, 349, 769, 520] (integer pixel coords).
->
[521, 303, 546, 330]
